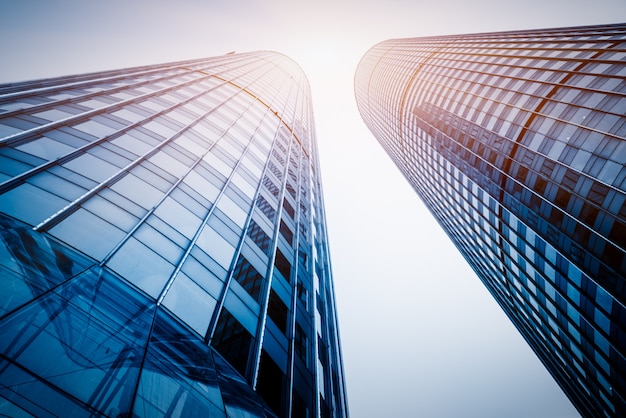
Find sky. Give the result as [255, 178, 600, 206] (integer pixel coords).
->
[1, 1, 624, 417]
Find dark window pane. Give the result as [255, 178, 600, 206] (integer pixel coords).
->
[279, 220, 293, 245]
[247, 220, 272, 256]
[256, 350, 285, 416]
[211, 309, 252, 378]
[294, 323, 307, 364]
[268, 161, 282, 180]
[267, 289, 288, 334]
[274, 249, 291, 283]
[256, 195, 276, 222]
[262, 176, 279, 197]
[232, 255, 264, 302]
[283, 199, 295, 219]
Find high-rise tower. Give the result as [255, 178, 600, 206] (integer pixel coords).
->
[0, 51, 348, 418]
[355, 24, 625, 417]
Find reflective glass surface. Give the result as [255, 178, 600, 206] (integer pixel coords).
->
[356, 23, 626, 418]
[0, 51, 347, 417]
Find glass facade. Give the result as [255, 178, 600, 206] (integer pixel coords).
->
[355, 23, 626, 417]
[0, 51, 348, 417]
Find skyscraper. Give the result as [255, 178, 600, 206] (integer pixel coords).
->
[355, 23, 625, 417]
[0, 51, 348, 418]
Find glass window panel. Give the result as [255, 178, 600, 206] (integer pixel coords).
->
[217, 139, 244, 161]
[166, 186, 203, 216]
[267, 289, 288, 334]
[50, 207, 125, 260]
[40, 128, 90, 150]
[240, 155, 263, 178]
[256, 349, 286, 415]
[82, 195, 138, 233]
[63, 153, 120, 183]
[0, 155, 31, 181]
[29, 171, 86, 202]
[127, 126, 162, 146]
[137, 99, 167, 113]
[216, 195, 247, 228]
[231, 254, 264, 303]
[183, 170, 221, 203]
[144, 120, 177, 139]
[112, 108, 145, 123]
[195, 226, 236, 270]
[0, 269, 153, 417]
[149, 150, 189, 177]
[0, 362, 92, 417]
[135, 223, 183, 265]
[133, 162, 176, 192]
[89, 143, 133, 168]
[189, 122, 220, 143]
[0, 183, 68, 226]
[222, 292, 259, 338]
[208, 211, 240, 246]
[1, 115, 42, 131]
[167, 108, 197, 125]
[0, 122, 22, 137]
[599, 160, 621, 185]
[230, 172, 256, 199]
[145, 212, 190, 251]
[99, 188, 147, 218]
[182, 252, 226, 297]
[92, 114, 129, 130]
[210, 309, 253, 378]
[16, 137, 75, 160]
[73, 119, 117, 138]
[111, 132, 154, 156]
[154, 196, 202, 238]
[203, 153, 233, 178]
[595, 286, 613, 314]
[133, 310, 226, 417]
[274, 248, 292, 284]
[0, 214, 93, 316]
[106, 236, 174, 298]
[248, 140, 270, 161]
[162, 273, 217, 336]
[112, 90, 140, 100]
[110, 173, 163, 209]
[176, 132, 209, 156]
[78, 98, 111, 109]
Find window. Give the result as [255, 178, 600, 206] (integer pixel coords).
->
[294, 323, 308, 365]
[263, 176, 279, 197]
[256, 195, 276, 222]
[211, 309, 252, 377]
[274, 249, 292, 283]
[297, 279, 308, 309]
[232, 254, 264, 302]
[279, 220, 293, 245]
[267, 289, 288, 334]
[256, 350, 285, 416]
[247, 220, 272, 256]
[283, 199, 295, 219]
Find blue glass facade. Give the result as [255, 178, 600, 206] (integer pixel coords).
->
[355, 24, 626, 417]
[0, 51, 347, 417]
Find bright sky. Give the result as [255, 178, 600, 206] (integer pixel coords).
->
[2, 1, 625, 417]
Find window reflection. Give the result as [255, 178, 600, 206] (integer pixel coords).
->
[0, 214, 92, 317]
[0, 267, 153, 417]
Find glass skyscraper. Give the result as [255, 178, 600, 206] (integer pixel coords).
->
[0, 51, 348, 417]
[355, 23, 625, 417]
